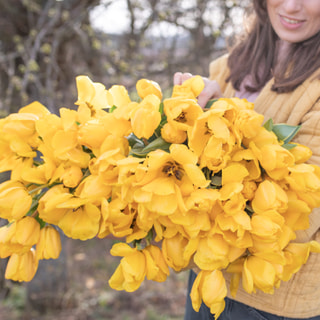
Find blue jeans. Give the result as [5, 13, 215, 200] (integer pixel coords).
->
[184, 270, 320, 320]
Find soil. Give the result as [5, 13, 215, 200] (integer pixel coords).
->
[0, 237, 188, 320]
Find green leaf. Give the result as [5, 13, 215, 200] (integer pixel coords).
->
[281, 143, 298, 150]
[263, 118, 274, 131]
[204, 99, 218, 109]
[109, 105, 117, 113]
[264, 118, 301, 145]
[127, 133, 145, 148]
[272, 124, 301, 144]
[129, 136, 171, 158]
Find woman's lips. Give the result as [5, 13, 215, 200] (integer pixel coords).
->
[279, 14, 305, 29]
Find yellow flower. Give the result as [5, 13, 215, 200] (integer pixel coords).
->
[36, 226, 61, 260]
[193, 234, 230, 270]
[0, 217, 39, 258]
[0, 180, 32, 221]
[285, 164, 320, 192]
[130, 95, 162, 139]
[75, 175, 112, 206]
[136, 79, 162, 100]
[171, 75, 205, 99]
[60, 165, 83, 188]
[241, 180, 258, 201]
[188, 107, 235, 172]
[282, 241, 320, 281]
[289, 143, 312, 164]
[134, 144, 208, 216]
[190, 270, 227, 318]
[77, 118, 111, 151]
[244, 126, 278, 149]
[250, 210, 285, 241]
[20, 157, 57, 185]
[3, 101, 49, 148]
[231, 148, 261, 180]
[162, 233, 192, 271]
[51, 128, 90, 168]
[242, 255, 277, 294]
[251, 180, 288, 214]
[75, 75, 108, 117]
[163, 97, 203, 132]
[5, 248, 39, 282]
[161, 122, 187, 144]
[98, 197, 136, 239]
[106, 85, 132, 109]
[282, 194, 311, 231]
[109, 243, 146, 292]
[234, 105, 264, 139]
[143, 245, 170, 282]
[58, 199, 101, 240]
[38, 184, 74, 225]
[257, 144, 295, 180]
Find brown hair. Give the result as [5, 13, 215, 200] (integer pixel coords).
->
[227, 0, 320, 93]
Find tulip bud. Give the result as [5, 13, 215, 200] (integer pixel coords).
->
[36, 226, 62, 260]
[5, 248, 39, 282]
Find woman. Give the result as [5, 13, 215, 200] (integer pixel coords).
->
[175, 0, 320, 319]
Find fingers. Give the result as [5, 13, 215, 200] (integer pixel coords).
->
[173, 72, 223, 109]
[173, 72, 193, 85]
[197, 79, 222, 108]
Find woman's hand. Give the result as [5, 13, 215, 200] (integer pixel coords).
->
[173, 72, 223, 108]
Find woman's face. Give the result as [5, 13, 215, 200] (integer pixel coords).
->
[267, 0, 320, 43]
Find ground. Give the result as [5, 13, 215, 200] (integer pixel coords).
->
[0, 237, 188, 320]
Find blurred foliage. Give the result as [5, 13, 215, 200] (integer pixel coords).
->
[0, 0, 250, 115]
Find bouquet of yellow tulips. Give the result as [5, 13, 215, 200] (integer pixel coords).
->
[1, 75, 320, 318]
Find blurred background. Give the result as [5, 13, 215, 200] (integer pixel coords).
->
[0, 0, 249, 319]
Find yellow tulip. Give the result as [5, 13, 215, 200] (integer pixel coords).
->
[282, 198, 311, 231]
[286, 164, 320, 192]
[161, 122, 187, 144]
[243, 255, 277, 294]
[75, 175, 112, 206]
[190, 270, 227, 319]
[289, 143, 312, 164]
[130, 95, 161, 139]
[232, 148, 261, 180]
[252, 180, 288, 214]
[172, 75, 205, 99]
[58, 201, 101, 240]
[244, 126, 278, 149]
[77, 118, 111, 150]
[250, 210, 285, 240]
[234, 107, 264, 139]
[38, 184, 74, 224]
[36, 226, 61, 260]
[5, 248, 39, 282]
[259, 144, 295, 180]
[136, 79, 162, 100]
[75, 75, 108, 112]
[109, 243, 146, 292]
[98, 197, 135, 239]
[18, 101, 51, 118]
[106, 84, 132, 109]
[0, 180, 32, 221]
[143, 245, 170, 282]
[161, 233, 191, 271]
[60, 165, 83, 188]
[164, 97, 203, 132]
[193, 235, 230, 270]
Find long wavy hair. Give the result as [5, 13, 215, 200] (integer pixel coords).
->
[227, 0, 320, 93]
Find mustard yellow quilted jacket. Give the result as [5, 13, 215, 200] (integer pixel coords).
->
[209, 54, 320, 318]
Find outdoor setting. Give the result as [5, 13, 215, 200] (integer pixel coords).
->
[1, 1, 320, 320]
